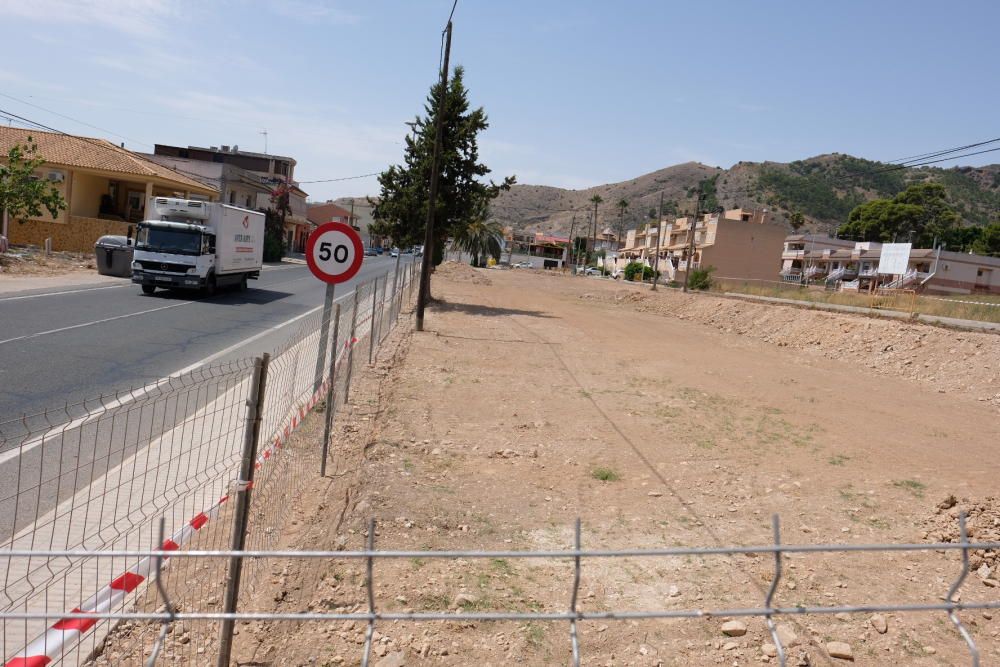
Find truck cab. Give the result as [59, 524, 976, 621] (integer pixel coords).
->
[132, 220, 217, 293]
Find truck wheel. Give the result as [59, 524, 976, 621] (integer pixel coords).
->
[204, 274, 217, 297]
[239, 274, 248, 291]
[141, 285, 156, 295]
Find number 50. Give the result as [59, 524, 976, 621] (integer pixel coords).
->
[319, 241, 349, 262]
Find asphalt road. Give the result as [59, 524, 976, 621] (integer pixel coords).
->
[0, 254, 406, 543]
[0, 255, 399, 419]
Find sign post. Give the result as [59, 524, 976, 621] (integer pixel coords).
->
[305, 222, 364, 468]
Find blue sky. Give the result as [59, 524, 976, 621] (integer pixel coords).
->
[1, 0, 997, 201]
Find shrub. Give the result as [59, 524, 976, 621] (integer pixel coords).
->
[687, 265, 715, 290]
[623, 261, 656, 281]
[263, 233, 286, 262]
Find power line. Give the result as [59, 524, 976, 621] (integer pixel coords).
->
[887, 137, 1000, 165]
[298, 172, 382, 184]
[0, 93, 152, 148]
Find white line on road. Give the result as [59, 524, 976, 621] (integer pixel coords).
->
[0, 284, 129, 302]
[0, 302, 193, 346]
[0, 297, 341, 465]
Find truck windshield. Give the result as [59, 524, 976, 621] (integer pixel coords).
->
[135, 226, 202, 256]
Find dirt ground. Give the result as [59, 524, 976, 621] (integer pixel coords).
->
[133, 263, 999, 666]
[0, 246, 97, 276]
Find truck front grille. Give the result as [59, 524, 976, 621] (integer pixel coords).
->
[137, 260, 192, 273]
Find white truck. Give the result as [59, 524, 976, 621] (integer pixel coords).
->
[131, 197, 265, 295]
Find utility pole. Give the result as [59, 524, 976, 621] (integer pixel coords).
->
[651, 191, 664, 291]
[591, 200, 599, 267]
[567, 214, 577, 273]
[682, 187, 704, 293]
[415, 20, 452, 331]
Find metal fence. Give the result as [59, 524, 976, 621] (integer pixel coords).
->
[0, 257, 420, 666]
[2, 514, 997, 666]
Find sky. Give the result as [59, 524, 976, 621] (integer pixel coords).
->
[1, 0, 998, 202]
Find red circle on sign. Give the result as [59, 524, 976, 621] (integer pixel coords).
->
[305, 222, 364, 284]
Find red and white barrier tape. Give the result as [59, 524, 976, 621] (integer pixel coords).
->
[4, 335, 364, 667]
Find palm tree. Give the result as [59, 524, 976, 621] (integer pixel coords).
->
[589, 194, 603, 264]
[454, 219, 504, 267]
[616, 198, 629, 251]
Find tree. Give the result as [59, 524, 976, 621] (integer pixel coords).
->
[0, 136, 67, 241]
[971, 223, 1000, 257]
[616, 198, 629, 246]
[372, 66, 514, 270]
[453, 219, 503, 267]
[262, 183, 291, 262]
[588, 194, 603, 263]
[789, 211, 805, 231]
[838, 183, 960, 246]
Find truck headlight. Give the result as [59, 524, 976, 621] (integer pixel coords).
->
[187, 267, 197, 274]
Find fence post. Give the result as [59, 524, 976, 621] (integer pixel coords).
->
[390, 252, 401, 323]
[216, 352, 270, 667]
[344, 285, 360, 403]
[320, 303, 341, 477]
[312, 283, 336, 395]
[376, 271, 390, 349]
[368, 275, 380, 365]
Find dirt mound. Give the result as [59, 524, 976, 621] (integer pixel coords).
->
[924, 496, 1000, 579]
[583, 284, 1000, 409]
[434, 261, 492, 285]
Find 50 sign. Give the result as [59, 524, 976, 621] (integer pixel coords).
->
[306, 222, 364, 284]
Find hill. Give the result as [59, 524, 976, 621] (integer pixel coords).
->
[488, 154, 1000, 237]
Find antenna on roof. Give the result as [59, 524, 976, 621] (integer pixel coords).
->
[260, 129, 268, 155]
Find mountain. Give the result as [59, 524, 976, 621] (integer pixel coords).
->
[488, 154, 1000, 237]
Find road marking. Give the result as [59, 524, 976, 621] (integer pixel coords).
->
[0, 290, 354, 465]
[0, 284, 129, 302]
[0, 265, 301, 302]
[0, 302, 193, 346]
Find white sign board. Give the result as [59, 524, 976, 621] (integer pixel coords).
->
[877, 243, 911, 275]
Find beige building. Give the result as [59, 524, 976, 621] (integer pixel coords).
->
[780, 234, 1000, 294]
[1, 127, 218, 251]
[618, 208, 785, 281]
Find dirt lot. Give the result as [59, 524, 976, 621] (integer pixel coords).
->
[132, 264, 999, 666]
[0, 246, 96, 276]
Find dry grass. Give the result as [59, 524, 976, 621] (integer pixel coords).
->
[713, 278, 1000, 324]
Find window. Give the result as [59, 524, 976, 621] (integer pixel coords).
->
[229, 191, 236, 204]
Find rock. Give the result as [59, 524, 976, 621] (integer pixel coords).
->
[722, 620, 747, 637]
[826, 641, 854, 661]
[984, 579, 998, 588]
[668, 585, 681, 597]
[982, 610, 993, 620]
[922, 646, 936, 655]
[869, 613, 888, 634]
[761, 643, 778, 658]
[775, 623, 799, 647]
[937, 495, 958, 510]
[723, 641, 738, 651]
[648, 491, 663, 497]
[835, 612, 851, 622]
[375, 652, 407, 667]
[977, 564, 991, 580]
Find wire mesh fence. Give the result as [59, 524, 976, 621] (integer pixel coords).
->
[0, 258, 420, 666]
[1, 513, 997, 666]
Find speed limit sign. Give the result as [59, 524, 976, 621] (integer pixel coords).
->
[305, 222, 364, 284]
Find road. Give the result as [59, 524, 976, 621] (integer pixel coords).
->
[0, 254, 405, 543]
[0, 256, 399, 418]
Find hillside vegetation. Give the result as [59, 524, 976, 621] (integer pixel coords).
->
[489, 154, 1000, 237]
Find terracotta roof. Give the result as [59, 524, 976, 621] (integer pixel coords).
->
[307, 202, 355, 225]
[0, 127, 215, 194]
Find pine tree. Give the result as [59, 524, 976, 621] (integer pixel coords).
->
[372, 66, 514, 265]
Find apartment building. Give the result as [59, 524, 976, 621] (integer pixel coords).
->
[145, 144, 312, 252]
[618, 208, 785, 281]
[779, 234, 1000, 295]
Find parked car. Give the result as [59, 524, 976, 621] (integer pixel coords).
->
[364, 248, 377, 257]
[584, 267, 602, 276]
[513, 261, 533, 269]
[390, 247, 399, 258]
